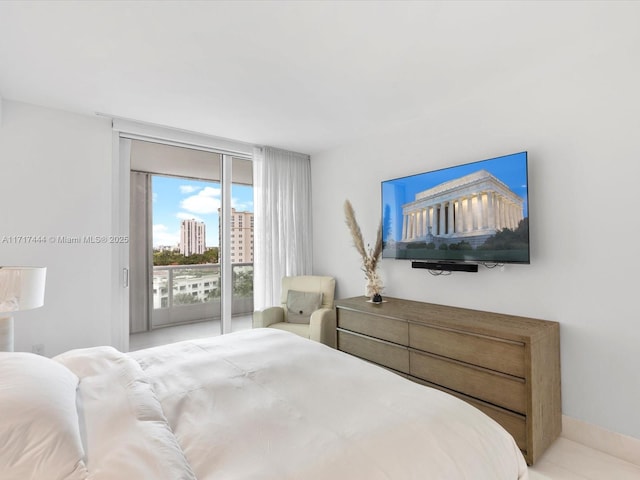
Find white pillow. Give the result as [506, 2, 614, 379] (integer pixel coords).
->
[0, 352, 88, 480]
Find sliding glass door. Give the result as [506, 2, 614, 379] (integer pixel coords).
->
[129, 139, 253, 337]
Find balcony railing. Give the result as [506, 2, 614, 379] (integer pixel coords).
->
[151, 263, 253, 328]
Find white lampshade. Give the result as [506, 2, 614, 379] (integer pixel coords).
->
[0, 267, 47, 313]
[0, 267, 46, 352]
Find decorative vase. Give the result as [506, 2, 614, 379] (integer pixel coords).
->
[365, 270, 383, 302]
[364, 279, 377, 297]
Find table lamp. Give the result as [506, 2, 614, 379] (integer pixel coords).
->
[0, 266, 47, 352]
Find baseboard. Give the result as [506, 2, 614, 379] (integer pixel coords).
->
[562, 415, 640, 467]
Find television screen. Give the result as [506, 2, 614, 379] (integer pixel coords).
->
[381, 151, 529, 265]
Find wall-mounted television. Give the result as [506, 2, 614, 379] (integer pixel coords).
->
[381, 151, 529, 269]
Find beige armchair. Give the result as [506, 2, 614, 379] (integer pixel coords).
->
[253, 275, 336, 348]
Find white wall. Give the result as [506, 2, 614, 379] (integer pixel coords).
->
[0, 100, 114, 356]
[311, 35, 640, 438]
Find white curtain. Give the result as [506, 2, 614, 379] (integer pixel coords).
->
[253, 146, 313, 310]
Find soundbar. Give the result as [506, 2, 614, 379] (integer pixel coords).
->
[411, 261, 479, 273]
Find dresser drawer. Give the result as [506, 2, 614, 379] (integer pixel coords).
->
[337, 309, 408, 344]
[473, 401, 527, 452]
[338, 330, 409, 373]
[409, 375, 527, 451]
[409, 323, 525, 377]
[409, 351, 526, 414]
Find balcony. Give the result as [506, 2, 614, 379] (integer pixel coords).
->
[151, 263, 253, 329]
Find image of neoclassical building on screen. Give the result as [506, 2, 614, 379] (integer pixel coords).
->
[400, 170, 524, 246]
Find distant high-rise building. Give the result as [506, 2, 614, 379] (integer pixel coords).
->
[180, 219, 206, 256]
[220, 208, 254, 264]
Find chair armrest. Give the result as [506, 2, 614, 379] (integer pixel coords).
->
[253, 306, 285, 328]
[309, 308, 337, 348]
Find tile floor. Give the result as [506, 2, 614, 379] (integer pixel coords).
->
[528, 437, 640, 479]
[129, 319, 640, 479]
[128, 315, 252, 351]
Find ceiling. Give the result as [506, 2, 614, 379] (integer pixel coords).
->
[0, 1, 633, 154]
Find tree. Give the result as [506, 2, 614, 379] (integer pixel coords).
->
[173, 293, 201, 305]
[382, 204, 392, 248]
[233, 269, 254, 297]
[206, 288, 220, 300]
[479, 218, 529, 250]
[153, 247, 219, 266]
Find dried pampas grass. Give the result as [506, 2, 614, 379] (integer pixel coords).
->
[344, 199, 383, 296]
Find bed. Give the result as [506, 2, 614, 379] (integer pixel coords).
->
[1, 328, 528, 479]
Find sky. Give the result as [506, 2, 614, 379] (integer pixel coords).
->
[382, 151, 529, 242]
[152, 175, 254, 248]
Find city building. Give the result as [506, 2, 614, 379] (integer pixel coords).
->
[156, 245, 179, 252]
[221, 208, 254, 264]
[152, 266, 220, 309]
[180, 219, 206, 256]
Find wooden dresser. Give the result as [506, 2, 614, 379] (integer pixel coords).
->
[335, 296, 561, 465]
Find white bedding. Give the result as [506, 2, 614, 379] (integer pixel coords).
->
[0, 329, 527, 480]
[3, 328, 528, 479]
